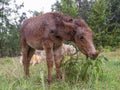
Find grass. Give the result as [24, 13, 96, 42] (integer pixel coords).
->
[0, 49, 120, 90]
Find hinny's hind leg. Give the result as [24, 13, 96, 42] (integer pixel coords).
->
[22, 47, 35, 77]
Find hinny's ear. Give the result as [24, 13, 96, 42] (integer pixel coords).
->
[63, 20, 77, 30]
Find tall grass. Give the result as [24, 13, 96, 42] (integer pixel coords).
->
[0, 49, 120, 90]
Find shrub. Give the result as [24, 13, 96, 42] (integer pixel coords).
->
[61, 54, 108, 84]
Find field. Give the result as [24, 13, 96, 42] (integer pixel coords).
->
[0, 49, 120, 90]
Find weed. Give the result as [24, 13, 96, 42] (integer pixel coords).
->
[61, 54, 108, 85]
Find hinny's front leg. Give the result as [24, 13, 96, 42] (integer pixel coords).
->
[54, 46, 63, 80]
[54, 55, 63, 80]
[43, 41, 54, 85]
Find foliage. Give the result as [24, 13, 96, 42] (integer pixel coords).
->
[0, 0, 24, 57]
[107, 0, 120, 28]
[87, 0, 120, 47]
[87, 0, 110, 47]
[61, 54, 108, 84]
[52, 0, 78, 18]
[0, 49, 120, 89]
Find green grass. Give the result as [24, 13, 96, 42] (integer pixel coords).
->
[0, 49, 120, 90]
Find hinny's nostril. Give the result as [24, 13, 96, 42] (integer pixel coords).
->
[92, 53, 98, 59]
[88, 52, 98, 59]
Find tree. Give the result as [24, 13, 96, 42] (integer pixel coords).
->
[76, 0, 90, 21]
[28, 10, 44, 17]
[51, 0, 61, 12]
[87, 0, 112, 47]
[0, 0, 24, 57]
[52, 0, 78, 18]
[0, 0, 11, 56]
[87, 0, 120, 47]
[108, 0, 120, 28]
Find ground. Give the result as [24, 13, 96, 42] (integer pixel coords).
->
[0, 49, 120, 90]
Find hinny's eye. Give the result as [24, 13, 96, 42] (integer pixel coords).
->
[79, 35, 84, 40]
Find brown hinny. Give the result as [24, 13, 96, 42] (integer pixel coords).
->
[20, 12, 98, 84]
